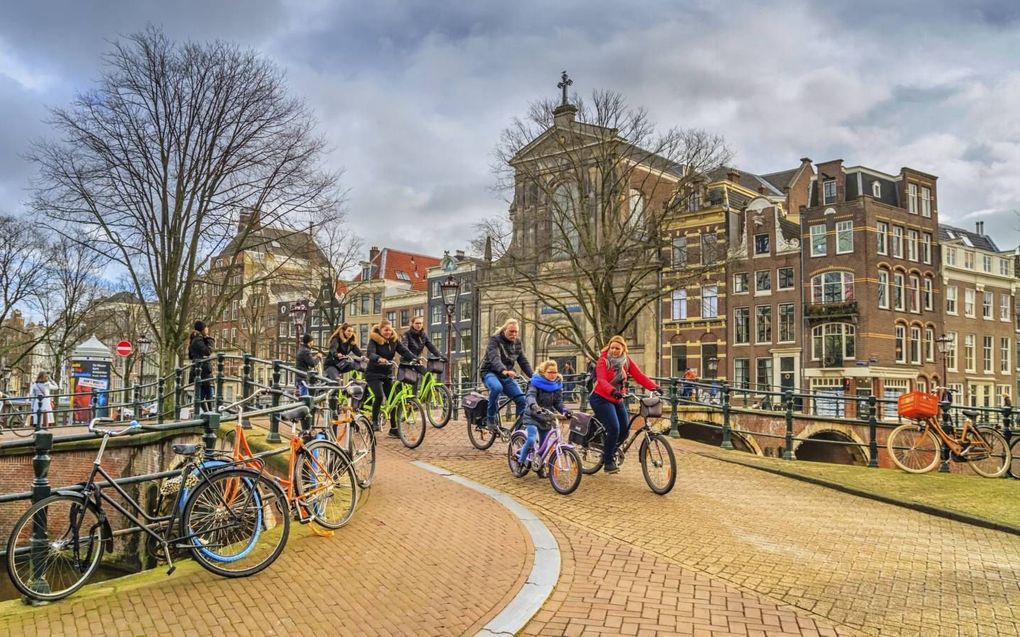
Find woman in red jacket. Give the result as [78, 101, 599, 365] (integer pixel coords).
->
[589, 335, 660, 473]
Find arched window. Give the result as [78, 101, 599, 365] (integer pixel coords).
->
[811, 271, 854, 304]
[872, 181, 882, 198]
[552, 183, 581, 257]
[811, 323, 855, 366]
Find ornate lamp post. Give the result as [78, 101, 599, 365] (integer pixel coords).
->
[439, 275, 460, 390]
[136, 335, 153, 387]
[291, 303, 308, 356]
[935, 334, 953, 396]
[935, 333, 954, 473]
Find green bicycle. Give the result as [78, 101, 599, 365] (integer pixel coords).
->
[359, 363, 428, 449]
[419, 357, 453, 428]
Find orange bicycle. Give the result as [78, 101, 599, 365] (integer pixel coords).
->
[303, 381, 376, 488]
[886, 389, 1011, 477]
[219, 391, 359, 528]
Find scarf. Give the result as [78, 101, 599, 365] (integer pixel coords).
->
[530, 373, 562, 392]
[607, 353, 627, 370]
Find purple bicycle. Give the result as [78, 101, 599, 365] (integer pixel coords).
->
[506, 408, 582, 495]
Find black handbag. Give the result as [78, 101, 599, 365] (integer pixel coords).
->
[639, 395, 662, 418]
[568, 412, 593, 445]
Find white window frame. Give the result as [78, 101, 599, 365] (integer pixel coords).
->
[810, 224, 827, 257]
[946, 286, 957, 315]
[876, 222, 888, 255]
[906, 230, 918, 261]
[909, 275, 920, 313]
[921, 233, 932, 264]
[733, 307, 750, 345]
[755, 305, 772, 344]
[920, 186, 931, 217]
[733, 273, 748, 294]
[895, 325, 906, 363]
[1001, 338, 1011, 374]
[983, 254, 993, 273]
[872, 181, 881, 198]
[754, 270, 771, 294]
[671, 290, 687, 321]
[836, 221, 853, 254]
[924, 327, 935, 362]
[946, 248, 956, 266]
[1001, 294, 1011, 322]
[946, 332, 958, 371]
[878, 270, 889, 309]
[778, 303, 796, 343]
[964, 288, 975, 317]
[777, 267, 795, 290]
[811, 271, 855, 304]
[893, 273, 905, 311]
[701, 285, 718, 319]
[964, 334, 975, 372]
[983, 291, 993, 320]
[910, 326, 921, 365]
[823, 179, 836, 204]
[923, 278, 933, 311]
[983, 336, 994, 373]
[908, 183, 918, 214]
[891, 226, 903, 258]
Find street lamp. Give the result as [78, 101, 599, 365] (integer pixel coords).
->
[439, 275, 461, 388]
[136, 335, 153, 387]
[936, 334, 953, 396]
[291, 303, 307, 358]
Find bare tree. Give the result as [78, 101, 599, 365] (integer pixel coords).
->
[310, 201, 362, 330]
[486, 88, 732, 359]
[29, 27, 344, 378]
[0, 214, 51, 374]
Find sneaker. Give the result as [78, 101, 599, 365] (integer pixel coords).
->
[387, 428, 400, 439]
[604, 462, 620, 474]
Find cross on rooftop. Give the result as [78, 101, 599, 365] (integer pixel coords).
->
[557, 71, 572, 106]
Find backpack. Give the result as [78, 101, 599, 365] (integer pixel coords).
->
[461, 392, 489, 425]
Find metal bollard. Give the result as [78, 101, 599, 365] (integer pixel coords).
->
[28, 431, 54, 600]
[782, 390, 794, 460]
[215, 353, 225, 412]
[202, 412, 220, 461]
[720, 383, 733, 450]
[668, 377, 681, 439]
[452, 374, 461, 421]
[157, 376, 166, 424]
[192, 361, 202, 416]
[939, 400, 952, 473]
[132, 384, 141, 423]
[867, 395, 879, 468]
[267, 361, 282, 443]
[241, 354, 253, 430]
[174, 367, 183, 420]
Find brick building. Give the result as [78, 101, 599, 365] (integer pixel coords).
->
[800, 160, 941, 418]
[939, 223, 1018, 407]
[346, 246, 440, 348]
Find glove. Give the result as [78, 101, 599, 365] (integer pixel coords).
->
[562, 409, 573, 419]
[611, 390, 623, 400]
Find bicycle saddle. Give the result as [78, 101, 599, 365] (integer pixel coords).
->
[172, 443, 200, 456]
[961, 409, 980, 420]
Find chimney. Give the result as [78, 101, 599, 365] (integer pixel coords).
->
[553, 103, 577, 127]
[800, 157, 812, 165]
[976, 221, 985, 236]
[727, 169, 741, 183]
[455, 249, 466, 260]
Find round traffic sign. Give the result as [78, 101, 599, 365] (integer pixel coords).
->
[116, 340, 133, 357]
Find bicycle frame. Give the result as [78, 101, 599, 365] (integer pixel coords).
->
[920, 413, 988, 456]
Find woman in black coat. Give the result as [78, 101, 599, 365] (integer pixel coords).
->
[325, 322, 363, 381]
[188, 320, 214, 410]
[366, 320, 415, 436]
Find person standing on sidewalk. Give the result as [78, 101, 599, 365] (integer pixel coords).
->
[589, 336, 660, 474]
[479, 319, 533, 430]
[188, 321, 215, 412]
[295, 334, 320, 397]
[30, 371, 56, 429]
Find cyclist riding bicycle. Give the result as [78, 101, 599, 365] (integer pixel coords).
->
[479, 318, 533, 431]
[324, 322, 363, 380]
[589, 335, 660, 474]
[401, 316, 445, 385]
[366, 319, 416, 436]
[516, 360, 572, 469]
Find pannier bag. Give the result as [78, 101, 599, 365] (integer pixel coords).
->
[461, 392, 489, 425]
[427, 358, 445, 375]
[897, 391, 939, 420]
[397, 365, 420, 385]
[568, 412, 593, 446]
[639, 395, 663, 418]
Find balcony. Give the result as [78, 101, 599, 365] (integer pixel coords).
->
[806, 300, 858, 322]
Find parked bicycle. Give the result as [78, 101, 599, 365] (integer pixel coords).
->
[358, 361, 427, 449]
[506, 408, 582, 495]
[0, 391, 30, 436]
[570, 392, 677, 495]
[419, 357, 452, 428]
[1009, 434, 1020, 479]
[6, 417, 290, 602]
[302, 381, 376, 488]
[887, 389, 1011, 477]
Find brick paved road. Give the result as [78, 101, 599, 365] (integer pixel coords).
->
[0, 444, 531, 637]
[406, 419, 1020, 637]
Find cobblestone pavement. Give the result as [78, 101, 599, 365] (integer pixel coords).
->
[397, 419, 1020, 637]
[0, 444, 531, 637]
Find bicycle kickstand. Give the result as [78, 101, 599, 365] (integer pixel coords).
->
[163, 543, 177, 576]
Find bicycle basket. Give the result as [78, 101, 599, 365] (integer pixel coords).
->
[427, 358, 445, 375]
[397, 366, 420, 384]
[639, 395, 663, 418]
[461, 392, 488, 425]
[569, 412, 592, 445]
[897, 391, 938, 419]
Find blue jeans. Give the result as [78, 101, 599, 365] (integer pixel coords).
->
[518, 424, 549, 464]
[483, 373, 526, 421]
[589, 393, 630, 466]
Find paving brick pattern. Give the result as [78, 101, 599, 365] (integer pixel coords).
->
[410, 420, 1020, 637]
[0, 445, 531, 637]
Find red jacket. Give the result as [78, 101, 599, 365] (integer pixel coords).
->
[592, 352, 659, 403]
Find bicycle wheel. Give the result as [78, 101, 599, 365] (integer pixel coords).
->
[350, 414, 377, 488]
[578, 426, 605, 475]
[184, 468, 289, 577]
[547, 447, 582, 495]
[507, 431, 528, 477]
[1010, 437, 1020, 479]
[397, 399, 427, 449]
[293, 440, 358, 529]
[468, 417, 497, 450]
[6, 494, 106, 601]
[965, 426, 1010, 478]
[10, 412, 31, 437]
[887, 423, 941, 473]
[425, 384, 453, 428]
[640, 433, 677, 495]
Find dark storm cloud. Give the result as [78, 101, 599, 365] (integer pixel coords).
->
[1, 0, 1020, 254]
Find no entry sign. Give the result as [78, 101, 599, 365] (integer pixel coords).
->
[116, 340, 133, 357]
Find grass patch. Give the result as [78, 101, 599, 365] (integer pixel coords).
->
[688, 441, 1020, 531]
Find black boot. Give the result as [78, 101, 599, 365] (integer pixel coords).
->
[387, 427, 400, 438]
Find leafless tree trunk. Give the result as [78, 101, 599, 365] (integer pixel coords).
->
[29, 27, 344, 379]
[486, 89, 732, 359]
[0, 214, 52, 374]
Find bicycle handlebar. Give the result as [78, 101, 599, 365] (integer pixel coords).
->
[88, 417, 141, 436]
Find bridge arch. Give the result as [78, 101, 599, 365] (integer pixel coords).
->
[793, 424, 868, 466]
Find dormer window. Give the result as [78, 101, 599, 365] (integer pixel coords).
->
[687, 191, 701, 212]
[823, 179, 837, 204]
[872, 181, 881, 198]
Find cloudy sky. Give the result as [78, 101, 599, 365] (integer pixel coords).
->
[2, 0, 1020, 256]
